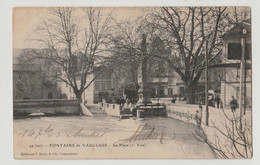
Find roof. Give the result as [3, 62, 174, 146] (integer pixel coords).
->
[209, 62, 251, 70]
[93, 65, 111, 72]
[221, 21, 251, 39]
[12, 49, 23, 64]
[13, 64, 41, 72]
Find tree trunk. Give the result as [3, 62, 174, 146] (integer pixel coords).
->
[75, 91, 82, 102]
[75, 90, 83, 115]
[186, 81, 198, 104]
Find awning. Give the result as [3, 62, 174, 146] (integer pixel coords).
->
[209, 63, 251, 70]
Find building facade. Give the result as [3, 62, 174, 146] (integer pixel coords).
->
[13, 49, 61, 100]
[220, 22, 252, 109]
[59, 66, 124, 104]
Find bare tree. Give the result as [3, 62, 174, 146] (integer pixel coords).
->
[106, 19, 146, 93]
[226, 7, 251, 25]
[106, 18, 170, 97]
[23, 7, 112, 101]
[193, 109, 252, 159]
[147, 7, 227, 103]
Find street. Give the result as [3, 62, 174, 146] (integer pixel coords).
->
[14, 115, 217, 159]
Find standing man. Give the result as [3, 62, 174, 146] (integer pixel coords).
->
[230, 96, 238, 112]
[216, 95, 221, 109]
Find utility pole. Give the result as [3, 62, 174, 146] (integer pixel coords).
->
[244, 55, 247, 115]
[243, 34, 247, 116]
[205, 40, 209, 126]
[239, 29, 246, 129]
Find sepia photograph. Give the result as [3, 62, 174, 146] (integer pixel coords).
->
[12, 6, 252, 159]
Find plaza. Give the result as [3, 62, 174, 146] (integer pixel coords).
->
[13, 114, 216, 159]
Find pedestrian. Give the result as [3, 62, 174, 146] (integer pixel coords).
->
[195, 105, 202, 126]
[230, 96, 238, 112]
[216, 95, 220, 109]
[123, 98, 132, 109]
[120, 96, 125, 106]
[120, 97, 125, 106]
[171, 96, 176, 103]
[102, 98, 106, 104]
[116, 97, 121, 105]
[208, 94, 215, 107]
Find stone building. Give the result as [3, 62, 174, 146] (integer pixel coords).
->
[59, 66, 124, 104]
[13, 49, 61, 100]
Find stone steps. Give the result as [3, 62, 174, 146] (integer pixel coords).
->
[85, 104, 107, 117]
[119, 108, 133, 119]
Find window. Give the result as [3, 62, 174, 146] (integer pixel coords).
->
[106, 73, 111, 79]
[180, 87, 184, 95]
[101, 83, 106, 91]
[95, 82, 111, 91]
[95, 82, 100, 91]
[168, 88, 173, 96]
[48, 92, 53, 99]
[107, 82, 111, 90]
[228, 43, 251, 60]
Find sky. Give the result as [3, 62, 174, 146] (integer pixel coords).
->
[12, 7, 145, 49]
[13, 7, 46, 48]
[12, 7, 250, 49]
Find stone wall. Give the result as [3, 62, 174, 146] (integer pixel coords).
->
[166, 104, 199, 125]
[13, 99, 80, 117]
[165, 103, 226, 125]
[165, 103, 251, 126]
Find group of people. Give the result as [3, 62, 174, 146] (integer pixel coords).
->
[215, 95, 239, 112]
[116, 97, 137, 106]
[199, 94, 222, 108]
[194, 96, 239, 126]
[116, 97, 126, 106]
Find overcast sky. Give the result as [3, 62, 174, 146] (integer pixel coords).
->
[12, 7, 144, 49]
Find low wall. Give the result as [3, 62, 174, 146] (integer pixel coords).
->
[166, 104, 225, 125]
[166, 103, 252, 158]
[166, 104, 200, 125]
[100, 102, 166, 117]
[13, 99, 81, 117]
[136, 104, 166, 116]
[166, 103, 252, 126]
[100, 103, 122, 117]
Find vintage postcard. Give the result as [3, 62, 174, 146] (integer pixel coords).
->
[13, 7, 252, 159]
